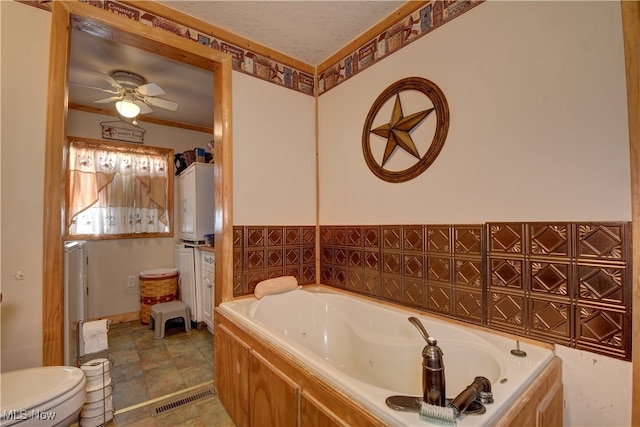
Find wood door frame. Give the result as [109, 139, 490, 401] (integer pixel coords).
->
[622, 1, 640, 425]
[43, 1, 233, 365]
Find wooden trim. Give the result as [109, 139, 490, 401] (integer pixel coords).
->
[621, 1, 640, 425]
[120, 0, 314, 75]
[317, 1, 428, 74]
[213, 49, 234, 306]
[314, 78, 320, 283]
[43, 1, 72, 367]
[68, 102, 213, 134]
[43, 0, 232, 365]
[90, 311, 140, 324]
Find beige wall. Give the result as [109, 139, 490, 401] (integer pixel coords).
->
[231, 71, 316, 225]
[1, 0, 50, 370]
[319, 1, 631, 224]
[317, 2, 631, 426]
[0, 1, 634, 425]
[67, 110, 212, 318]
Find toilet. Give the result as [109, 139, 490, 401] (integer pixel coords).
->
[0, 366, 86, 427]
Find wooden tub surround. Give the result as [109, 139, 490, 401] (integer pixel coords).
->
[214, 286, 563, 427]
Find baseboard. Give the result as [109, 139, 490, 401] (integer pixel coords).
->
[90, 311, 140, 324]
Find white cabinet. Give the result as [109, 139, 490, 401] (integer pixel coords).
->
[201, 251, 215, 332]
[178, 163, 214, 242]
[174, 244, 198, 323]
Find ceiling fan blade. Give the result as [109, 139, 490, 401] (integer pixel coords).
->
[94, 96, 122, 104]
[145, 97, 178, 111]
[137, 83, 165, 97]
[134, 100, 154, 114]
[69, 82, 120, 95]
[96, 71, 123, 90]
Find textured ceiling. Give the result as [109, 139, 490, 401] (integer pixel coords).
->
[68, 1, 408, 130]
[157, 1, 407, 66]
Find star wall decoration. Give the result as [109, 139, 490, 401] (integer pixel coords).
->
[362, 77, 449, 183]
[370, 94, 435, 167]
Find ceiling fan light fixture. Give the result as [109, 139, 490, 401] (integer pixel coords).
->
[115, 99, 141, 118]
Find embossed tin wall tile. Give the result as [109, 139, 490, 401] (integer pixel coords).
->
[233, 226, 244, 249]
[285, 227, 301, 246]
[576, 223, 628, 260]
[404, 254, 425, 278]
[383, 252, 402, 275]
[454, 226, 483, 255]
[246, 248, 266, 270]
[267, 226, 284, 246]
[454, 259, 483, 288]
[382, 276, 403, 303]
[302, 227, 316, 245]
[246, 227, 265, 248]
[302, 247, 316, 265]
[454, 289, 483, 323]
[427, 256, 451, 284]
[427, 283, 452, 315]
[489, 223, 524, 254]
[488, 291, 525, 334]
[382, 226, 402, 250]
[529, 297, 571, 344]
[348, 249, 363, 269]
[267, 248, 284, 268]
[334, 227, 348, 246]
[576, 304, 628, 358]
[489, 258, 524, 290]
[404, 278, 425, 309]
[363, 227, 380, 248]
[347, 270, 364, 293]
[403, 225, 425, 252]
[427, 226, 451, 254]
[236, 225, 316, 297]
[334, 268, 347, 289]
[363, 271, 382, 298]
[577, 264, 626, 304]
[364, 249, 381, 271]
[530, 262, 570, 296]
[285, 248, 301, 266]
[528, 224, 570, 257]
[314, 222, 631, 360]
[348, 226, 363, 247]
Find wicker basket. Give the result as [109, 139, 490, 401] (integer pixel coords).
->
[139, 270, 178, 325]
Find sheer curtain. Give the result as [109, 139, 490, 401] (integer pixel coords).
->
[67, 140, 170, 237]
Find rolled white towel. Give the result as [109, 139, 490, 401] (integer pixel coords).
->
[82, 319, 109, 355]
[254, 276, 299, 299]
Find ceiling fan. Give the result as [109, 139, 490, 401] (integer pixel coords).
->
[71, 70, 178, 119]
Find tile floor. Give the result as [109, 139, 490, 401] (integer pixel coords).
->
[96, 319, 235, 427]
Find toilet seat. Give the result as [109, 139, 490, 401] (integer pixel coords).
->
[1, 366, 86, 426]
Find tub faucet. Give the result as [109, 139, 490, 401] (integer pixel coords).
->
[408, 317, 446, 407]
[408, 316, 430, 342]
[448, 376, 493, 416]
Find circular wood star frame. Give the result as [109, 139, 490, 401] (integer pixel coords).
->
[362, 77, 450, 183]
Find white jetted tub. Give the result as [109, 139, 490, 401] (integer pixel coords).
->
[217, 286, 558, 426]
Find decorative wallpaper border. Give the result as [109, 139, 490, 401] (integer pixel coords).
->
[22, 0, 484, 97]
[317, 0, 484, 95]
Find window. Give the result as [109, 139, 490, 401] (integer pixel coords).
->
[66, 136, 174, 239]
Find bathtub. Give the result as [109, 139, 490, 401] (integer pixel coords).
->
[217, 286, 557, 426]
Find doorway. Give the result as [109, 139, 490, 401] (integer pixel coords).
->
[43, 1, 232, 366]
